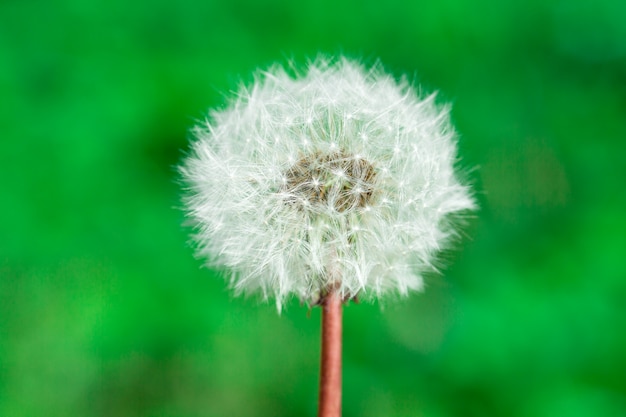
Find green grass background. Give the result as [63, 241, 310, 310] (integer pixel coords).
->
[2, 0, 625, 416]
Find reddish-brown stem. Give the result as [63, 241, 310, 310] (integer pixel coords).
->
[318, 291, 342, 417]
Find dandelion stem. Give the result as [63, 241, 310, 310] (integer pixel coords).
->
[318, 290, 342, 417]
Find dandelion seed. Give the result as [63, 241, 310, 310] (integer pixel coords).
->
[181, 57, 475, 310]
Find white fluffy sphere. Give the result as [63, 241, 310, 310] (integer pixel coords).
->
[181, 57, 475, 309]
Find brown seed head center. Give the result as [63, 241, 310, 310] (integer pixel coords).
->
[282, 151, 377, 212]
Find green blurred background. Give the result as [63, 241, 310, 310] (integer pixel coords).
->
[2, 0, 625, 416]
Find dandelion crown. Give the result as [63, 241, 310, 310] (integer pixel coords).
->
[181, 57, 475, 309]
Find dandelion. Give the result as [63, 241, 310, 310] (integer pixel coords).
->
[180, 56, 475, 417]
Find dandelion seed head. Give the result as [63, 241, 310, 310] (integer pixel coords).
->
[181, 56, 475, 310]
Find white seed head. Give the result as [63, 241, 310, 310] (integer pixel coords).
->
[181, 57, 475, 310]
